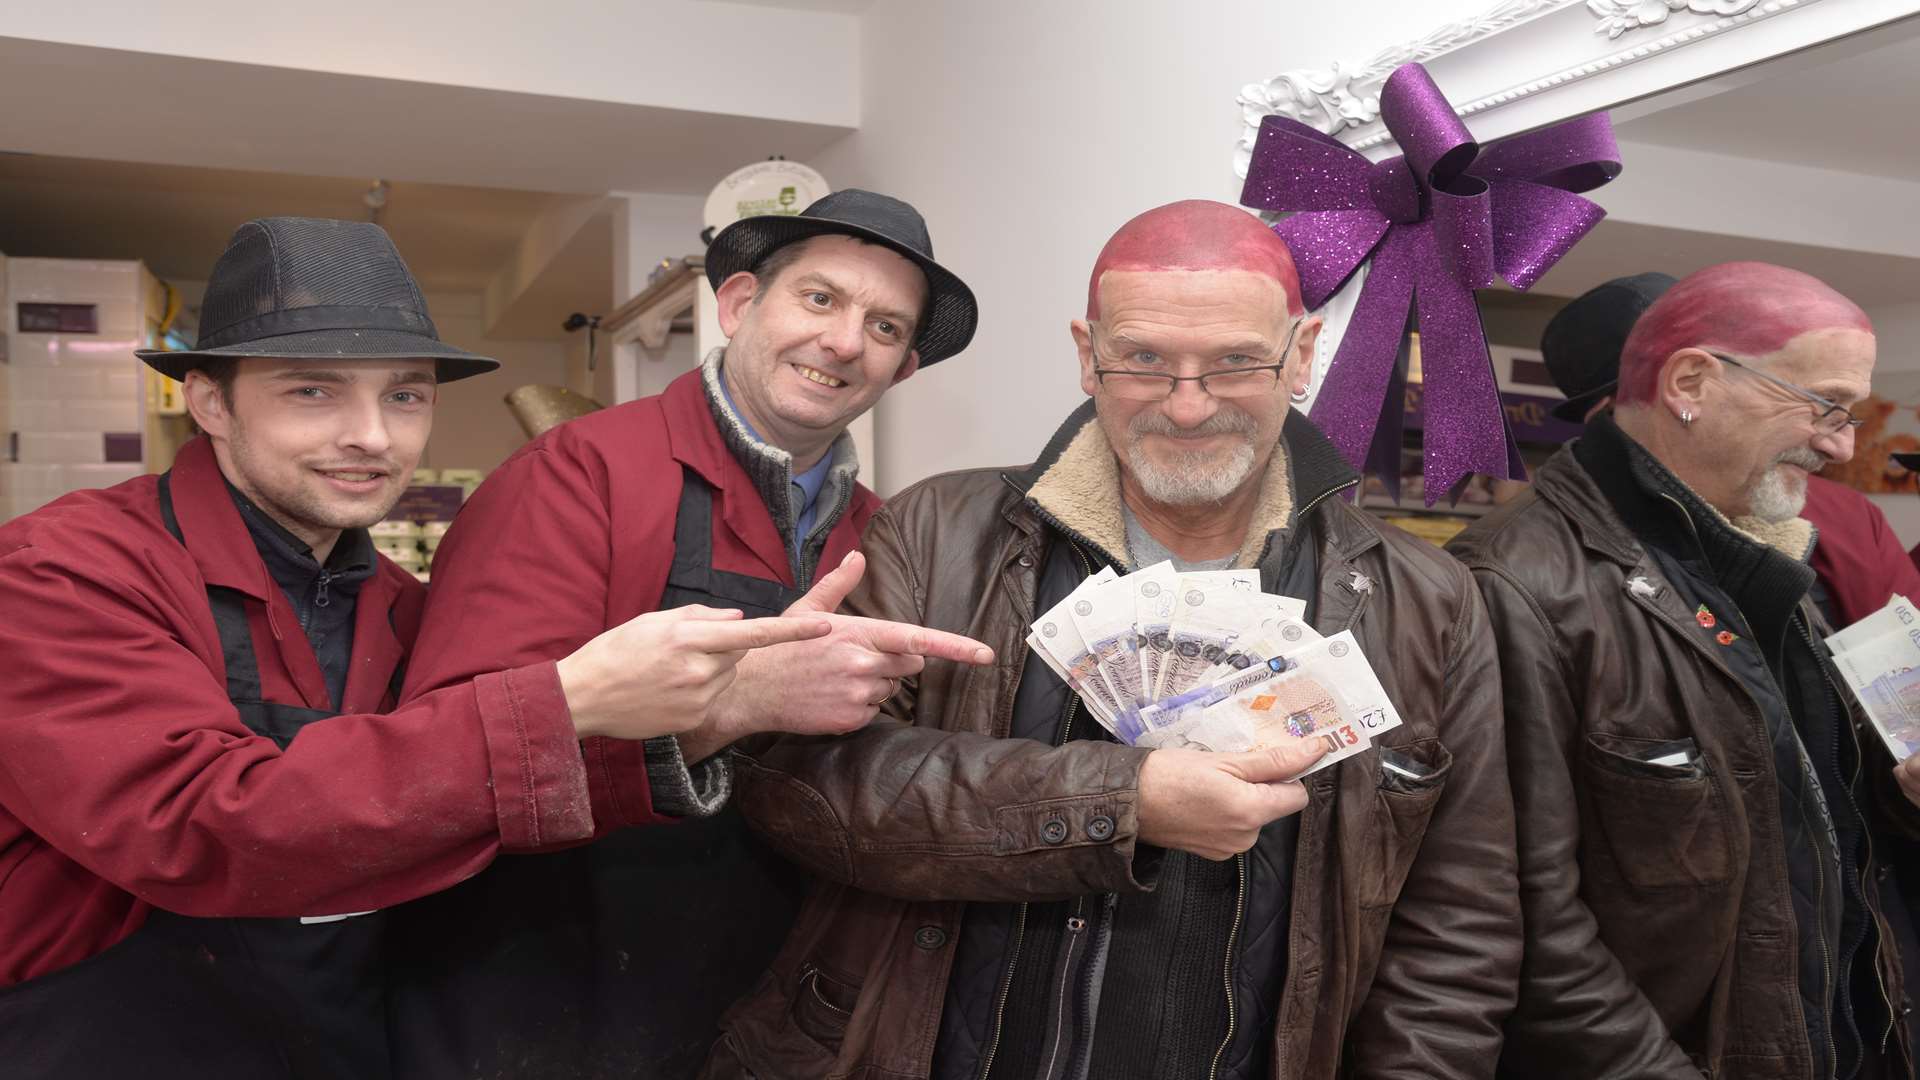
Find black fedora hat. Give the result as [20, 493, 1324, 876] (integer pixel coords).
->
[1542, 271, 1677, 423]
[704, 189, 978, 366]
[136, 217, 499, 383]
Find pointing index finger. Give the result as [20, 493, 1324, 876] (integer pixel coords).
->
[682, 615, 832, 653]
[857, 617, 995, 665]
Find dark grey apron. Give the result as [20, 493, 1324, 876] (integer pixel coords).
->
[387, 466, 808, 1079]
[0, 473, 393, 1079]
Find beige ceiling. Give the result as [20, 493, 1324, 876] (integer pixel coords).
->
[0, 152, 609, 329]
[1616, 27, 1920, 181]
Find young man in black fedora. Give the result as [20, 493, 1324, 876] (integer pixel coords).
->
[0, 217, 832, 1079]
[386, 189, 996, 1078]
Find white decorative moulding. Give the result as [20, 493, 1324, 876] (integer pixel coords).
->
[1232, 0, 1912, 168]
[1587, 0, 1765, 40]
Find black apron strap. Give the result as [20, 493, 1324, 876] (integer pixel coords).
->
[387, 461, 816, 1079]
[0, 472, 392, 1080]
[665, 466, 803, 617]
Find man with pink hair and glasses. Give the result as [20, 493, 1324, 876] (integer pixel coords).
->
[1451, 261, 1920, 1079]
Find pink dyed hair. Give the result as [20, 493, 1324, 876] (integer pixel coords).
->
[1086, 200, 1305, 320]
[1616, 261, 1871, 405]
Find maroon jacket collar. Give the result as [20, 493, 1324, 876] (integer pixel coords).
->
[167, 435, 407, 711]
[660, 369, 795, 585]
[169, 436, 283, 603]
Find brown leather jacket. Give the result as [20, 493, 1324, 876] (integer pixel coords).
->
[1447, 434, 1920, 1080]
[705, 406, 1519, 1080]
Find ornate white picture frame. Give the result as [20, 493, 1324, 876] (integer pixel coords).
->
[1239, 0, 1920, 409]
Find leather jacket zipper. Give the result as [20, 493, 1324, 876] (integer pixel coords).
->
[1207, 851, 1250, 1080]
[1799, 617, 1900, 1058]
[1039, 900, 1090, 1080]
[980, 542, 1096, 1080]
[798, 963, 852, 1018]
[1655, 491, 1837, 1075]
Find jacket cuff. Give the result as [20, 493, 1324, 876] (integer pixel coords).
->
[582, 734, 673, 830]
[473, 661, 594, 848]
[643, 736, 733, 818]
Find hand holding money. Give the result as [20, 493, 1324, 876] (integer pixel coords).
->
[1825, 594, 1920, 807]
[1137, 741, 1328, 861]
[688, 552, 997, 760]
[1027, 561, 1403, 773]
[558, 605, 831, 741]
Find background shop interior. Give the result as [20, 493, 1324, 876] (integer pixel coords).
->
[3, 0, 1918, 567]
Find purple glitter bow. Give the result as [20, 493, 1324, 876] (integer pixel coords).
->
[1240, 63, 1620, 504]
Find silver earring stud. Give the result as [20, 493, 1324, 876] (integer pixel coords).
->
[1681, 410, 1693, 426]
[1289, 389, 1310, 404]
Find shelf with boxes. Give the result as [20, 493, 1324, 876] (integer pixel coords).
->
[372, 468, 487, 582]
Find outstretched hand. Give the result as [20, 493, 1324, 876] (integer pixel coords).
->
[556, 605, 831, 741]
[683, 551, 995, 761]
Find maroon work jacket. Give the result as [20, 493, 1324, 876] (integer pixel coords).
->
[0, 436, 598, 986]
[403, 366, 881, 713]
[1804, 474, 1920, 627]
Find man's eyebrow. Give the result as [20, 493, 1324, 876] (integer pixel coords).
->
[1215, 338, 1276, 356]
[1105, 332, 1276, 356]
[266, 369, 353, 384]
[385, 369, 437, 386]
[793, 271, 919, 331]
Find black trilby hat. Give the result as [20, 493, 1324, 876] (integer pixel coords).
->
[136, 217, 499, 383]
[1541, 271, 1678, 423]
[704, 188, 978, 366]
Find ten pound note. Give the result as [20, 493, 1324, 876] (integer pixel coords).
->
[1827, 594, 1920, 761]
[1026, 560, 1402, 776]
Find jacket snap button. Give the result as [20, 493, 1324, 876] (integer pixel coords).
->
[1018, 554, 1035, 568]
[914, 926, 948, 950]
[1087, 815, 1115, 841]
[1041, 818, 1069, 844]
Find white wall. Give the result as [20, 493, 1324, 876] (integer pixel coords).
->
[811, 0, 1494, 494]
[1866, 301, 1920, 547]
[421, 291, 569, 471]
[1, 0, 860, 128]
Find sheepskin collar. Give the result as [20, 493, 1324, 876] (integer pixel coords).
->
[1007, 401, 1357, 570]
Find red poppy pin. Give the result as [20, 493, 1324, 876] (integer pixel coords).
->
[1717, 630, 1738, 646]
[1695, 605, 1716, 629]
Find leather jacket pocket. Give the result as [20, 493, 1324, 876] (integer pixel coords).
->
[791, 962, 858, 1053]
[1362, 738, 1453, 908]
[1581, 732, 1734, 889]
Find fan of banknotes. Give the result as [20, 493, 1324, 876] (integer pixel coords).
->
[1024, 562, 1403, 776]
[1827, 594, 1920, 761]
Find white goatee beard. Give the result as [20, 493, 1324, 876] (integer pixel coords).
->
[1746, 448, 1824, 523]
[1123, 410, 1259, 506]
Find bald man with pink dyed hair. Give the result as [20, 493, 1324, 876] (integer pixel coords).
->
[712, 199, 1519, 1080]
[1449, 261, 1920, 1080]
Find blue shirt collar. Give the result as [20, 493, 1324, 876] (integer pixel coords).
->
[716, 365, 835, 510]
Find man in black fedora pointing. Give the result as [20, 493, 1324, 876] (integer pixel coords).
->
[0, 217, 832, 1079]
[387, 189, 994, 1077]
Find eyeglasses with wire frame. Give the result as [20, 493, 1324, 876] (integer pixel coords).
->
[1708, 352, 1864, 436]
[1090, 319, 1303, 402]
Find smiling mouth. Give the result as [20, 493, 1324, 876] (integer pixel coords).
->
[316, 468, 388, 484]
[793, 364, 847, 389]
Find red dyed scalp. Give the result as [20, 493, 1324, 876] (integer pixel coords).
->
[1087, 200, 1304, 319]
[1617, 261, 1872, 405]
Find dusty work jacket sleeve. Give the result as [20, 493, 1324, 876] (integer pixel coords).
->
[1471, 564, 1701, 1078]
[0, 542, 593, 919]
[1343, 570, 1522, 1079]
[734, 503, 1158, 903]
[401, 439, 675, 830]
